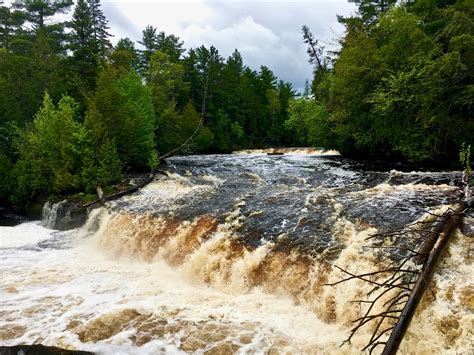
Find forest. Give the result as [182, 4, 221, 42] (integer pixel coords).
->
[0, 0, 473, 209]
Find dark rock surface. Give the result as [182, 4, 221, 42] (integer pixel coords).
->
[42, 200, 88, 231]
[0, 345, 93, 355]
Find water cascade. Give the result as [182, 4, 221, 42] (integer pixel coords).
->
[1, 154, 472, 354]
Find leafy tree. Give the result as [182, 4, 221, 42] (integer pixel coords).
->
[148, 50, 189, 112]
[91, 67, 156, 168]
[347, 0, 397, 25]
[12, 93, 85, 205]
[0, 2, 298, 207]
[157, 101, 213, 153]
[300, 0, 473, 162]
[285, 97, 331, 147]
[0, 153, 12, 204]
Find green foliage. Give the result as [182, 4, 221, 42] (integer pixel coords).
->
[0, 1, 295, 208]
[80, 138, 122, 192]
[90, 67, 156, 168]
[116, 70, 156, 167]
[0, 153, 13, 203]
[299, 1, 474, 162]
[148, 151, 160, 172]
[157, 102, 213, 153]
[459, 143, 471, 175]
[82, 103, 122, 191]
[112, 37, 139, 72]
[149, 51, 189, 111]
[285, 98, 332, 147]
[11, 93, 85, 205]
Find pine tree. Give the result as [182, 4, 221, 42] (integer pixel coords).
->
[347, 0, 397, 25]
[0, 5, 25, 50]
[111, 37, 139, 72]
[157, 31, 184, 62]
[13, 0, 73, 54]
[138, 25, 159, 78]
[68, 0, 96, 81]
[86, 0, 111, 60]
[13, 0, 73, 30]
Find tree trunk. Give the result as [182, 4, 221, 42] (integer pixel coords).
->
[382, 198, 472, 355]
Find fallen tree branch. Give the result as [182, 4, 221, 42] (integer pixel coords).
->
[82, 172, 161, 208]
[382, 198, 472, 355]
[331, 194, 472, 354]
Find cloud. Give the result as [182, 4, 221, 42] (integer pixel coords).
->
[101, 0, 357, 91]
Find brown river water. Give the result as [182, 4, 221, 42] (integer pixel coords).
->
[1, 151, 473, 354]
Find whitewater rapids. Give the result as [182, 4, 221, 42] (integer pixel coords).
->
[1, 153, 473, 354]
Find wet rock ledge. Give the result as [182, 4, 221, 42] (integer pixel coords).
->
[42, 200, 89, 231]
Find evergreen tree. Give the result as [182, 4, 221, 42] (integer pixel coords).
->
[156, 31, 185, 62]
[148, 50, 189, 112]
[68, 0, 96, 83]
[138, 25, 159, 78]
[112, 37, 139, 72]
[297, 0, 473, 162]
[87, 0, 111, 60]
[91, 67, 156, 168]
[347, 0, 397, 25]
[0, 5, 25, 50]
[82, 103, 122, 191]
[13, 0, 73, 54]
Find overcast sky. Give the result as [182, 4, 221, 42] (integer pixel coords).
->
[102, 0, 357, 91]
[5, 0, 357, 90]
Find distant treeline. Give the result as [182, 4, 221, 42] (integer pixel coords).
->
[1, 0, 472, 208]
[0, 0, 295, 207]
[292, 0, 473, 163]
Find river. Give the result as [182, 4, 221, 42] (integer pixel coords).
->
[1, 151, 473, 354]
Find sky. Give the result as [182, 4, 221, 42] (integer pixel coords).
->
[4, 0, 357, 91]
[101, 0, 356, 91]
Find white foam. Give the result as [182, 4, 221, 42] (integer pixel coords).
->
[0, 222, 54, 248]
[232, 147, 341, 155]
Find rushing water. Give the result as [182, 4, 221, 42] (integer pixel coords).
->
[1, 151, 473, 354]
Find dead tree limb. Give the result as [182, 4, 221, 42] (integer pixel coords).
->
[331, 192, 472, 354]
[382, 198, 473, 355]
[82, 172, 158, 208]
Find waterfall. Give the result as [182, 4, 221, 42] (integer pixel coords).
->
[1, 154, 471, 354]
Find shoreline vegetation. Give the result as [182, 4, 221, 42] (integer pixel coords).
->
[0, 0, 472, 213]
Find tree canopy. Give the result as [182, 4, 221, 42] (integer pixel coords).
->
[0, 0, 295, 208]
[296, 0, 473, 162]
